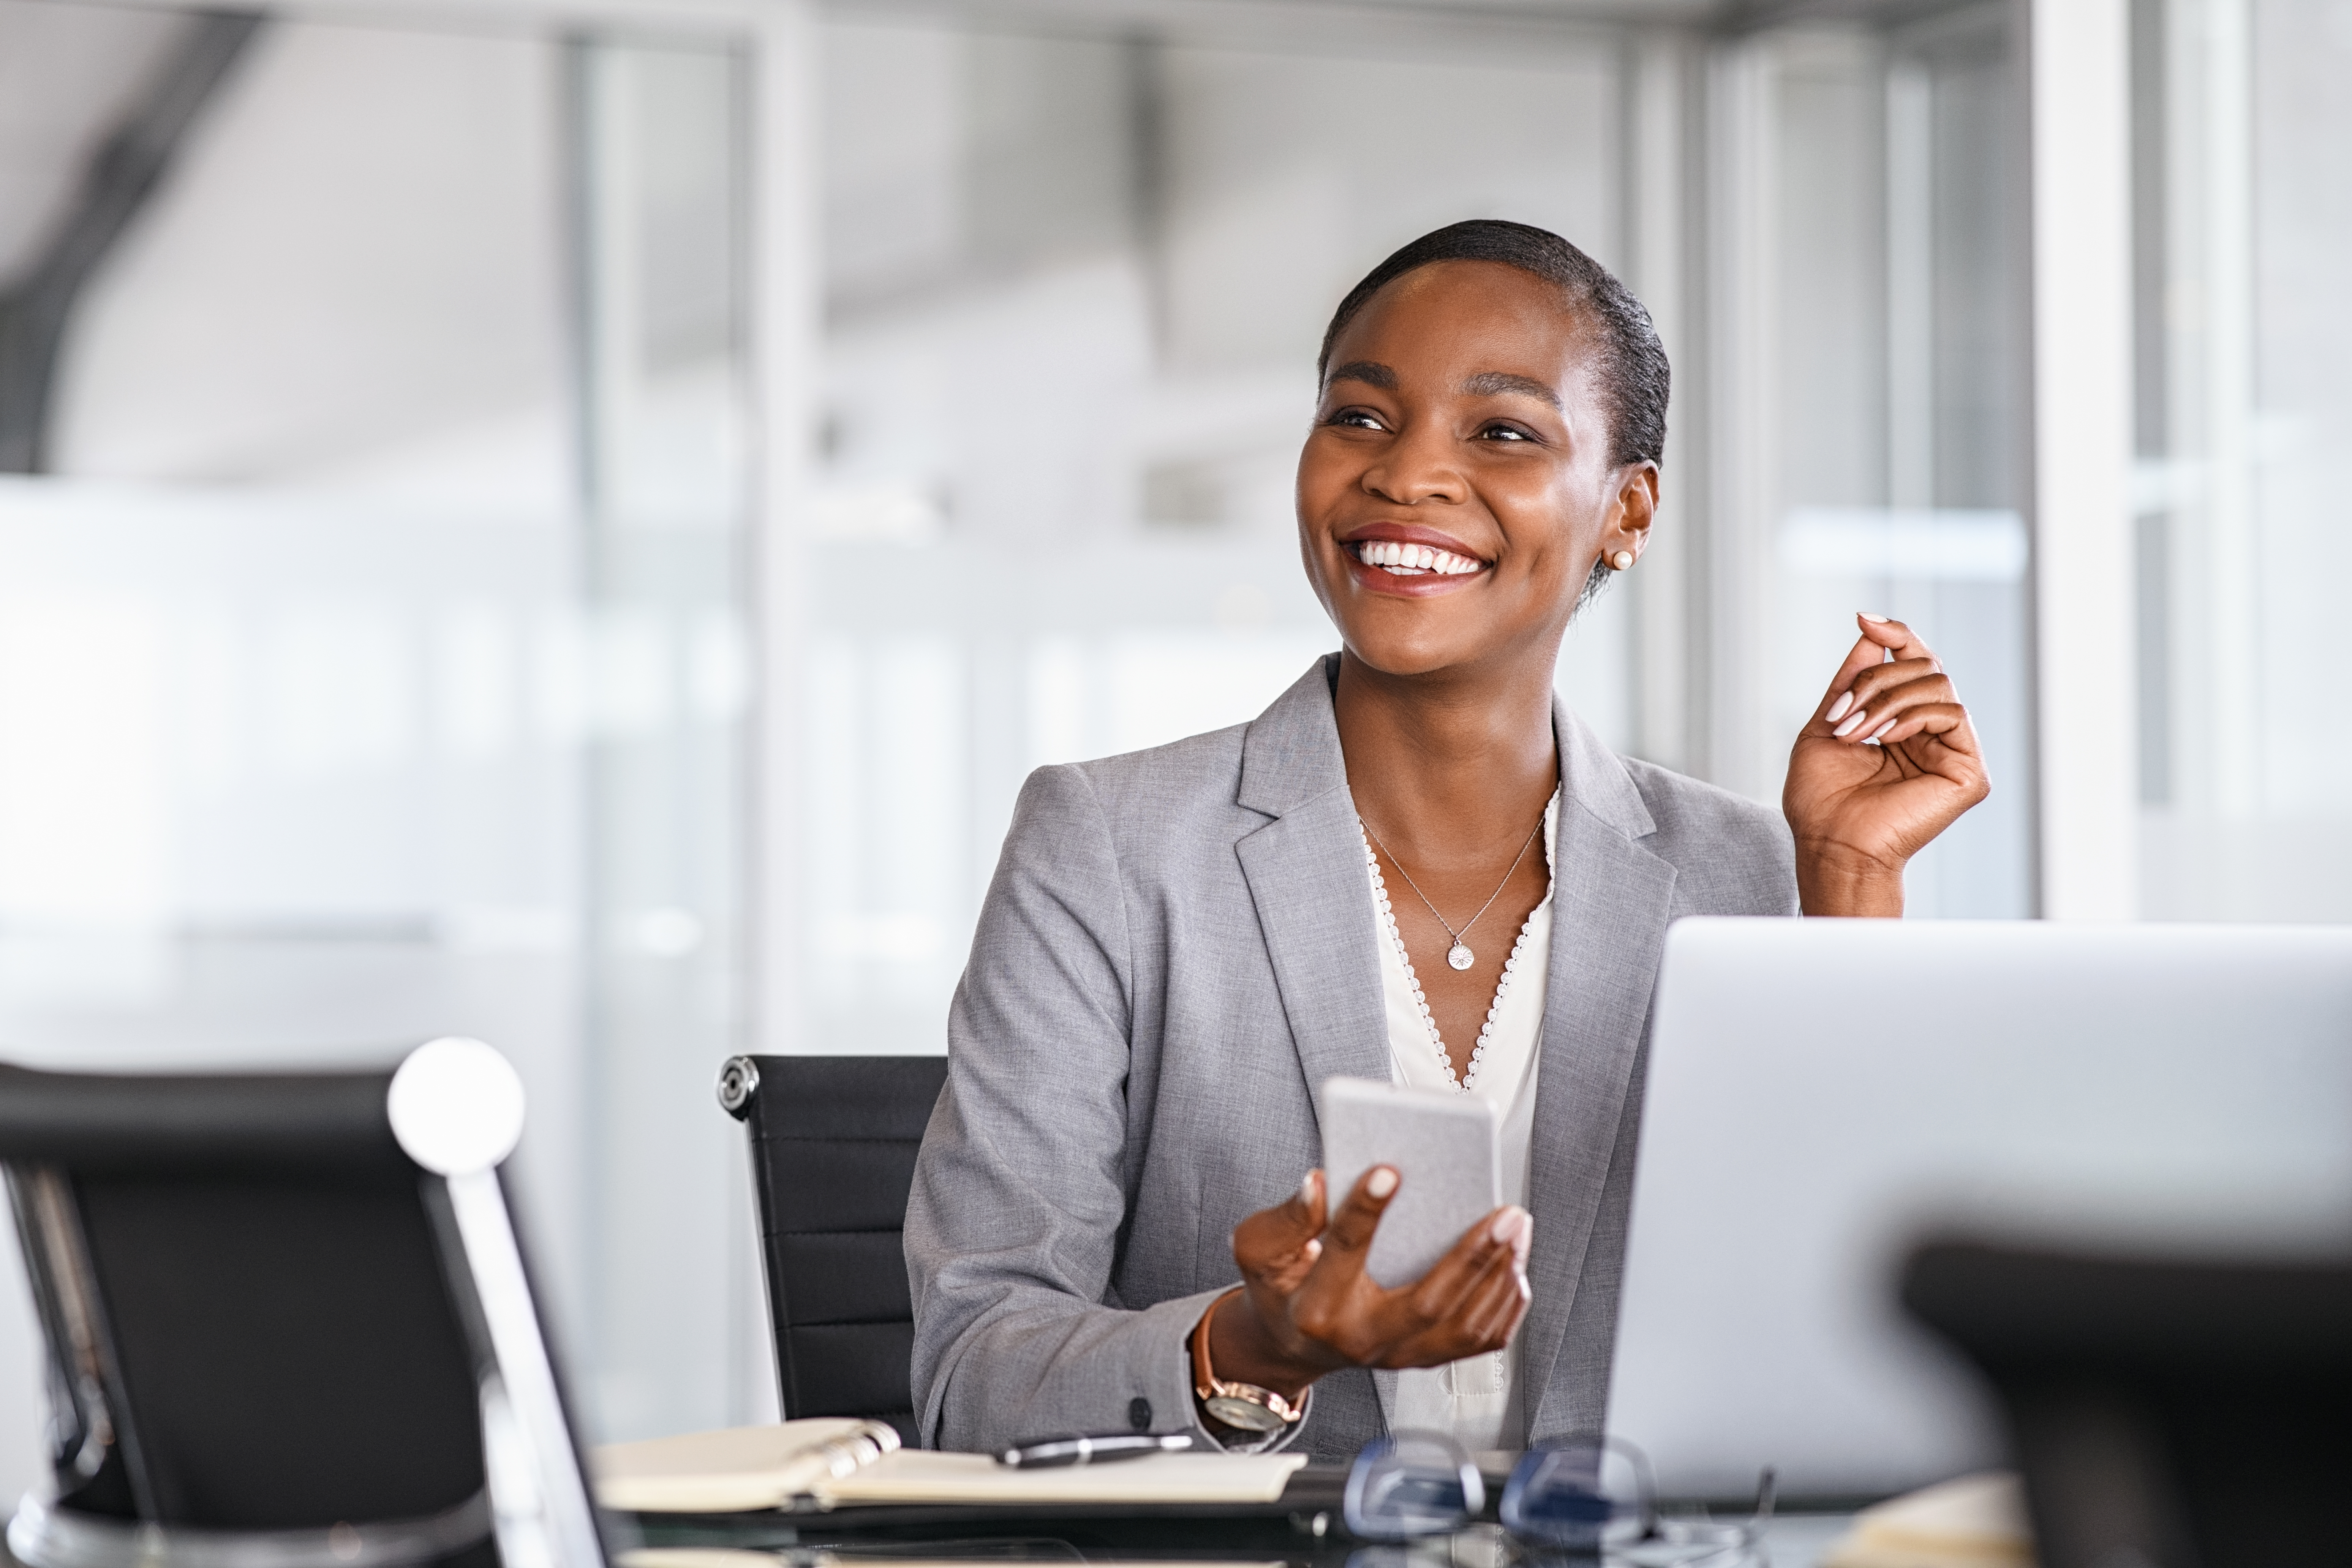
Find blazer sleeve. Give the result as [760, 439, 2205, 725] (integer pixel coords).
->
[904, 763, 1271, 1452]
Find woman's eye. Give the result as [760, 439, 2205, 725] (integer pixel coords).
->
[1479, 422, 1534, 443]
[1328, 408, 1387, 432]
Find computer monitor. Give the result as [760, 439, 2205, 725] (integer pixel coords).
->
[1606, 917, 2352, 1502]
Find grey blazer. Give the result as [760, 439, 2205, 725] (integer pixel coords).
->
[905, 656, 1796, 1459]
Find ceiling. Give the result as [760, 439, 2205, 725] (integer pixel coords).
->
[0, 0, 196, 284]
[0, 0, 1944, 293]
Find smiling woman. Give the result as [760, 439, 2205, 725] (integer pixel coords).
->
[904, 220, 1990, 1461]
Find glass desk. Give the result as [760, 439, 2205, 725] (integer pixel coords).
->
[621, 1465, 1857, 1568]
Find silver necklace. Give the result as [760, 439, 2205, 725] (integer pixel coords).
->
[1359, 811, 1546, 972]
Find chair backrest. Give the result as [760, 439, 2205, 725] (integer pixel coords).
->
[718, 1054, 948, 1443]
[0, 1043, 606, 1568]
[1905, 1239, 2352, 1568]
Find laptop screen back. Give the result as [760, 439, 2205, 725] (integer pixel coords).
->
[1608, 918, 2352, 1501]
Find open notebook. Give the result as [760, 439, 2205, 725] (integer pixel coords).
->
[593, 1419, 1307, 1514]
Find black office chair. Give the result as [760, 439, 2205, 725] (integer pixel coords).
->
[1905, 1239, 2352, 1568]
[717, 1054, 949, 1445]
[0, 1040, 609, 1568]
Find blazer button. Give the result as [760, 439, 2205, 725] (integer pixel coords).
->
[1128, 1396, 1153, 1431]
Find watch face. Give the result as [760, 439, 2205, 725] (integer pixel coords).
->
[1205, 1393, 1286, 1434]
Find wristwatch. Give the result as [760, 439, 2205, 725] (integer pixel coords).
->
[1191, 1288, 1305, 1434]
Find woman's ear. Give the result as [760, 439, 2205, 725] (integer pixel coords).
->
[1601, 462, 1660, 569]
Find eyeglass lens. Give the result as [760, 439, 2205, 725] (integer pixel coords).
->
[1500, 1438, 1652, 1550]
[1344, 1432, 1488, 1541]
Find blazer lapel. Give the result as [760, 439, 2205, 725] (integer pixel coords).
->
[1234, 658, 1391, 1120]
[1232, 669, 1672, 1442]
[1516, 702, 1677, 1440]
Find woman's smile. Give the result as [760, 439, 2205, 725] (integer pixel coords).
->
[1338, 523, 1492, 596]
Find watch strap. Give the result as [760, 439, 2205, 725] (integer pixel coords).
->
[1191, 1288, 1304, 1430]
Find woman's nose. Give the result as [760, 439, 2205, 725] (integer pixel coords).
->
[1362, 424, 1467, 506]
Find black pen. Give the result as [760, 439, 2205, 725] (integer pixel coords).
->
[997, 1431, 1195, 1468]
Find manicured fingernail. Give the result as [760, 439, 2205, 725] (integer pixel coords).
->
[1301, 1170, 1320, 1202]
[1833, 711, 1868, 738]
[1825, 692, 1854, 724]
[1868, 720, 1896, 741]
[1490, 1208, 1530, 1247]
[1366, 1167, 1397, 1199]
[1303, 1238, 1322, 1260]
[1860, 612, 1890, 623]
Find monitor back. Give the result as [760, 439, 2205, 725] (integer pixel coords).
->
[1606, 918, 2352, 1502]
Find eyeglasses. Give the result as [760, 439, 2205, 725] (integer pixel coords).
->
[1343, 1432, 1776, 1566]
[1345, 1431, 1489, 1541]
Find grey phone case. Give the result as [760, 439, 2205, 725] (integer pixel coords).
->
[1320, 1076, 1502, 1288]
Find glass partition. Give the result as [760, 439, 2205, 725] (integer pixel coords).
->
[800, 1, 2040, 1076]
[807, 14, 1639, 1055]
[1706, 4, 2033, 918]
[2131, 0, 2352, 920]
[0, 1, 752, 1490]
[567, 33, 756, 1442]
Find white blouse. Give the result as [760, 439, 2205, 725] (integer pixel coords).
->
[1361, 790, 1558, 1454]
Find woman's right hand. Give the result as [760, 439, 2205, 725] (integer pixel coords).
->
[1207, 1167, 1532, 1398]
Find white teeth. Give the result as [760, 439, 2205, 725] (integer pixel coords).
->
[1355, 540, 1484, 576]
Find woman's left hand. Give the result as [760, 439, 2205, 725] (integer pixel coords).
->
[1783, 613, 1991, 916]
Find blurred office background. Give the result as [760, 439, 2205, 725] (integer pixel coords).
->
[0, 0, 2341, 1499]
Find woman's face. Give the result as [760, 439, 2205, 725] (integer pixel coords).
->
[1296, 259, 1655, 683]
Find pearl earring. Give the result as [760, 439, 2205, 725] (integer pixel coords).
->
[1611, 550, 1634, 571]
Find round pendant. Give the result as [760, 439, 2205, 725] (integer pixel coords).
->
[1447, 941, 1475, 971]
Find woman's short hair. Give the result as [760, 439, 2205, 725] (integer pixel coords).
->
[1316, 219, 1671, 470]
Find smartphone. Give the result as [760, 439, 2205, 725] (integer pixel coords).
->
[1319, 1076, 1502, 1288]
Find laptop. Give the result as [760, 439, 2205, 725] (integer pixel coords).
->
[1606, 917, 2352, 1502]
